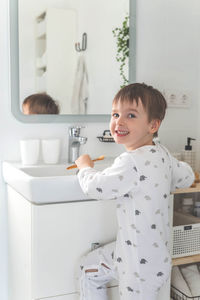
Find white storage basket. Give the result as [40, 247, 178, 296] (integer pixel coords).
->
[172, 211, 200, 258]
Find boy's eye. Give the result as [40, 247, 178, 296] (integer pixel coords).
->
[128, 113, 136, 118]
[112, 113, 119, 118]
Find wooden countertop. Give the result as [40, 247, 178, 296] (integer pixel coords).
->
[172, 254, 200, 266]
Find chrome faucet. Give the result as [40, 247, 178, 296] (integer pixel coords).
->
[68, 126, 87, 163]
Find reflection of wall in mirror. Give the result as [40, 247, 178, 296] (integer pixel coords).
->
[19, 0, 129, 115]
[77, 0, 129, 114]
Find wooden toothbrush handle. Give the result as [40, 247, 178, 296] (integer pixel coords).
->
[66, 155, 104, 170]
[92, 155, 104, 162]
[66, 164, 78, 170]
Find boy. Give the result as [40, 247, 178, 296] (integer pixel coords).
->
[22, 93, 60, 114]
[75, 83, 194, 300]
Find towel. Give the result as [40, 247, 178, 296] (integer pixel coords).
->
[180, 264, 200, 296]
[171, 266, 192, 297]
[71, 55, 89, 114]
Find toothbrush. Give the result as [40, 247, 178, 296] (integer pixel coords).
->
[66, 155, 105, 170]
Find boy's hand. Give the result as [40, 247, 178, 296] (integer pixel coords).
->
[75, 154, 94, 170]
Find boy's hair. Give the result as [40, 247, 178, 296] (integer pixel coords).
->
[113, 83, 167, 137]
[23, 93, 60, 114]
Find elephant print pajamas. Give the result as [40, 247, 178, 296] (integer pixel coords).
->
[77, 143, 194, 300]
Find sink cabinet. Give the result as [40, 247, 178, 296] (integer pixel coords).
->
[7, 185, 118, 300]
[7, 184, 171, 300]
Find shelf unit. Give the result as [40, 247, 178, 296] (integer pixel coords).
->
[35, 11, 47, 92]
[34, 8, 77, 113]
[171, 184, 200, 298]
[172, 183, 200, 260]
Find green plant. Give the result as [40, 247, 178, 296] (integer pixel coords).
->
[112, 15, 129, 87]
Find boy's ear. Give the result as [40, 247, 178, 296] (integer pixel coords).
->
[149, 119, 161, 134]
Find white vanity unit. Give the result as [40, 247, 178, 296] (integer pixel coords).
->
[3, 161, 171, 300]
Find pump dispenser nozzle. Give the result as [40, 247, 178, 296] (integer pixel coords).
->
[185, 137, 196, 150]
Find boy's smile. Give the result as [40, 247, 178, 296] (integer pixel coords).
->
[110, 98, 160, 151]
[115, 130, 129, 137]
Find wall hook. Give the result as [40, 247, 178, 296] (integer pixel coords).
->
[75, 33, 87, 52]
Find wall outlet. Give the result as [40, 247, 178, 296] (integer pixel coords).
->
[168, 93, 177, 106]
[179, 93, 190, 108]
[166, 91, 179, 107]
[165, 90, 191, 108]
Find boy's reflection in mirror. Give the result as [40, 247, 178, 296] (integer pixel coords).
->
[22, 93, 60, 115]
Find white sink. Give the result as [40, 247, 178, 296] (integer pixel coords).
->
[2, 158, 115, 204]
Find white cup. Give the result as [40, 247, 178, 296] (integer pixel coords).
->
[42, 139, 61, 164]
[20, 139, 40, 165]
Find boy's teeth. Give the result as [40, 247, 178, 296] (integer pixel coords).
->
[118, 130, 129, 134]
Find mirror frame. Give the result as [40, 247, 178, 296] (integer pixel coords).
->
[9, 0, 136, 123]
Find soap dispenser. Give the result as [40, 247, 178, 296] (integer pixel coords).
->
[181, 137, 196, 170]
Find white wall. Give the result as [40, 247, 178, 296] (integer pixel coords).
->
[136, 0, 200, 154]
[1, 0, 200, 299]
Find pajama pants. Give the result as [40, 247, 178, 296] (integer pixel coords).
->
[77, 241, 170, 300]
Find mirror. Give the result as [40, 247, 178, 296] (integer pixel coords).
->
[10, 0, 136, 122]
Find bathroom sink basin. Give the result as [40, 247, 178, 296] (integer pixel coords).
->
[2, 158, 115, 204]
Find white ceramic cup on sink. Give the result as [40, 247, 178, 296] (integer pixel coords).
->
[41, 139, 61, 164]
[20, 139, 40, 165]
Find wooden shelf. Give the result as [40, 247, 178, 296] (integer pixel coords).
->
[173, 183, 200, 194]
[172, 254, 200, 266]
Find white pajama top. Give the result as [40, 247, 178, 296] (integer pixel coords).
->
[77, 143, 194, 298]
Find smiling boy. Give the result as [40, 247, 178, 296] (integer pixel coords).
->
[75, 83, 194, 300]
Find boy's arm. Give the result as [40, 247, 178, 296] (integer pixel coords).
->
[170, 156, 195, 192]
[77, 153, 139, 200]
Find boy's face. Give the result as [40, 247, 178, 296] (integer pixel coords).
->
[109, 98, 160, 151]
